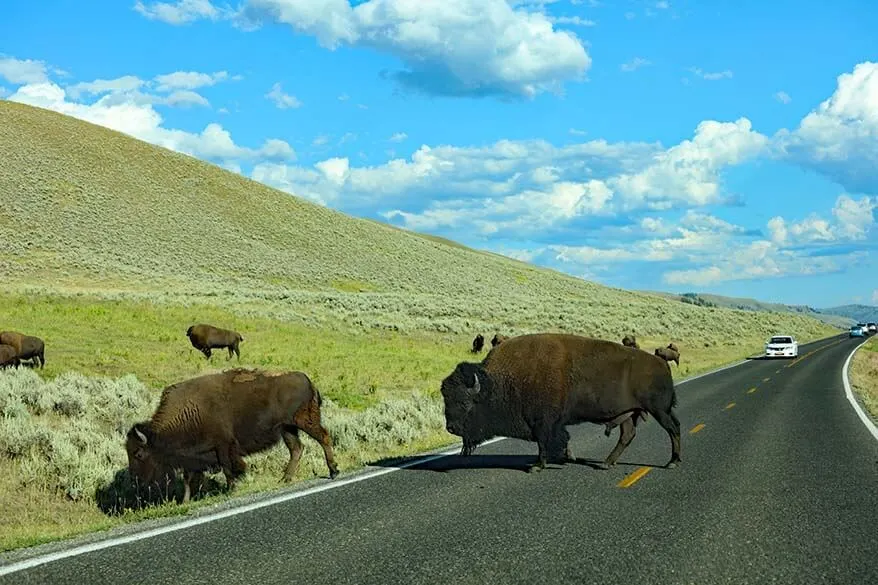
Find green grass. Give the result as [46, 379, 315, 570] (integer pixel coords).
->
[850, 336, 878, 421]
[0, 100, 844, 552]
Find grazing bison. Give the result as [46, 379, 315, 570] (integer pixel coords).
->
[440, 333, 681, 472]
[471, 334, 485, 353]
[621, 334, 640, 349]
[0, 331, 45, 369]
[654, 343, 680, 366]
[186, 324, 243, 360]
[125, 368, 340, 503]
[491, 333, 508, 348]
[0, 344, 20, 369]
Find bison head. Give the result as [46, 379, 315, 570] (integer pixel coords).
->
[440, 363, 494, 448]
[125, 423, 166, 484]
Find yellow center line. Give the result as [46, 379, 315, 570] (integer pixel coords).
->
[786, 338, 846, 368]
[689, 423, 705, 434]
[747, 387, 757, 394]
[617, 466, 653, 488]
[725, 402, 736, 410]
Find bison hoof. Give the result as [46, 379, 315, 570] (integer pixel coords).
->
[666, 459, 681, 469]
[596, 461, 612, 470]
[329, 468, 340, 480]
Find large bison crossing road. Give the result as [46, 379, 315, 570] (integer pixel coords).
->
[3, 334, 877, 584]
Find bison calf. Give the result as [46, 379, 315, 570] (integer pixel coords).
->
[186, 323, 243, 360]
[621, 334, 640, 349]
[126, 368, 340, 503]
[654, 343, 680, 366]
[0, 331, 45, 369]
[0, 344, 20, 369]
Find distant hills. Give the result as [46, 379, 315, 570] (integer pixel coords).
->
[649, 291, 864, 329]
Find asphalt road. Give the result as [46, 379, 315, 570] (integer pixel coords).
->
[4, 334, 877, 585]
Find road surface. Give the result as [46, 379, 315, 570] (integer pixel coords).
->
[3, 334, 877, 584]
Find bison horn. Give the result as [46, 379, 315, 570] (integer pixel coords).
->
[134, 427, 148, 445]
[471, 373, 480, 394]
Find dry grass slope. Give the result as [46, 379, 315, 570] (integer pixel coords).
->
[0, 100, 842, 552]
[850, 336, 878, 421]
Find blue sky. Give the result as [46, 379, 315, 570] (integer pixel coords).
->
[1, 0, 876, 308]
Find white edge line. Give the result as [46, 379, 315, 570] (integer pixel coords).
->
[841, 337, 878, 443]
[0, 334, 843, 575]
[0, 437, 506, 576]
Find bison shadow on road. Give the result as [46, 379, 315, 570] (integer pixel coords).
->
[94, 468, 228, 516]
[370, 452, 661, 474]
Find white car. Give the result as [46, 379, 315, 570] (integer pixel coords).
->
[765, 335, 798, 358]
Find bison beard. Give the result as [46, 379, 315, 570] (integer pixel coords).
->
[440, 333, 682, 473]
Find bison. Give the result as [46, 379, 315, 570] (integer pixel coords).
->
[0, 344, 20, 369]
[0, 331, 45, 369]
[439, 333, 681, 472]
[490, 333, 508, 348]
[621, 334, 640, 349]
[125, 368, 340, 503]
[186, 323, 243, 360]
[471, 334, 485, 353]
[654, 343, 680, 366]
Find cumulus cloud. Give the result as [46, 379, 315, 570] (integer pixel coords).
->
[621, 57, 651, 73]
[767, 194, 876, 246]
[265, 82, 302, 109]
[7, 78, 294, 167]
[775, 61, 878, 195]
[389, 132, 408, 143]
[774, 91, 792, 104]
[134, 0, 227, 24]
[549, 16, 597, 27]
[137, 0, 592, 99]
[688, 67, 734, 81]
[153, 70, 234, 91]
[0, 55, 50, 85]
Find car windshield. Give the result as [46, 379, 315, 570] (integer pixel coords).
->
[769, 337, 793, 344]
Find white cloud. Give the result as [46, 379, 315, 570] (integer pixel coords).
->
[0, 55, 50, 85]
[774, 90, 792, 104]
[312, 134, 331, 146]
[389, 132, 408, 143]
[153, 70, 232, 91]
[265, 82, 302, 109]
[143, 0, 592, 99]
[768, 194, 876, 246]
[688, 67, 733, 81]
[775, 61, 878, 195]
[134, 0, 226, 25]
[568, 128, 587, 136]
[8, 80, 293, 166]
[621, 57, 651, 73]
[67, 76, 147, 98]
[549, 16, 597, 27]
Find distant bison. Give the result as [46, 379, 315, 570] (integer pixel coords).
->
[471, 334, 485, 353]
[621, 334, 640, 349]
[0, 331, 45, 369]
[654, 343, 680, 366]
[126, 368, 340, 503]
[440, 333, 681, 472]
[0, 344, 19, 369]
[186, 324, 243, 360]
[491, 333, 508, 348]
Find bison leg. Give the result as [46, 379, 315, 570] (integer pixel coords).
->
[181, 470, 204, 503]
[601, 416, 637, 469]
[202, 347, 212, 360]
[460, 440, 477, 457]
[296, 418, 340, 480]
[281, 426, 305, 482]
[652, 408, 682, 468]
[217, 441, 248, 490]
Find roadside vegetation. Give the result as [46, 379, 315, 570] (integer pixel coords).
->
[0, 101, 842, 552]
[849, 336, 878, 421]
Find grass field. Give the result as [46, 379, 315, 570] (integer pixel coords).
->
[850, 336, 878, 421]
[0, 100, 843, 552]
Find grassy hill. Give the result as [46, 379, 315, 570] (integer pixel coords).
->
[0, 99, 841, 551]
[818, 304, 878, 325]
[649, 291, 854, 329]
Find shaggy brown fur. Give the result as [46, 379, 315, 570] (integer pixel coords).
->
[185, 323, 244, 360]
[126, 368, 339, 503]
[471, 334, 485, 353]
[440, 333, 681, 472]
[621, 334, 640, 349]
[654, 343, 681, 366]
[0, 331, 45, 368]
[0, 344, 20, 369]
